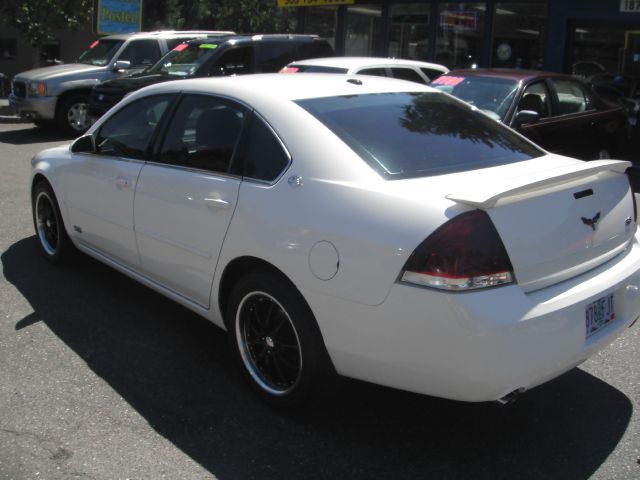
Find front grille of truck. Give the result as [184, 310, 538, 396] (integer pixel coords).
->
[12, 80, 26, 98]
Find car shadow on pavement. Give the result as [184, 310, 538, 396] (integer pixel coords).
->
[2, 237, 633, 480]
[0, 124, 71, 145]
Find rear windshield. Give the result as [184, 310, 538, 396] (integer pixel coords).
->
[78, 39, 124, 66]
[147, 43, 219, 77]
[295, 92, 543, 179]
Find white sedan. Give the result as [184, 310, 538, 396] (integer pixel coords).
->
[30, 74, 640, 408]
[280, 56, 448, 84]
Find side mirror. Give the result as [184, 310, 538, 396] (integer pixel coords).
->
[513, 110, 540, 128]
[112, 60, 131, 72]
[70, 134, 96, 154]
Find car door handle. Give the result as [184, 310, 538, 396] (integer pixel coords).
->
[204, 197, 232, 209]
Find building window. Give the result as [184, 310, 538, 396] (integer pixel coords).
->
[436, 3, 486, 69]
[303, 6, 338, 50]
[345, 5, 382, 56]
[389, 4, 430, 60]
[491, 3, 547, 69]
[0, 39, 17, 60]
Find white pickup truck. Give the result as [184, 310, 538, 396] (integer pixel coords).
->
[9, 30, 232, 135]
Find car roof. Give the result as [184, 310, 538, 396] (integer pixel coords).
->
[136, 72, 434, 103]
[444, 68, 571, 82]
[187, 34, 321, 45]
[102, 31, 235, 41]
[289, 56, 448, 71]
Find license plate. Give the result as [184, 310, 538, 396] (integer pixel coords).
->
[585, 294, 615, 338]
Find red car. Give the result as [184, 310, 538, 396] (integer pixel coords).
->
[431, 69, 630, 160]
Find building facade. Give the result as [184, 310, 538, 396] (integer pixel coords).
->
[1, 1, 639, 87]
[297, 0, 640, 76]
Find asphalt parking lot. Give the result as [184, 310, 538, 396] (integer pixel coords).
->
[0, 121, 639, 480]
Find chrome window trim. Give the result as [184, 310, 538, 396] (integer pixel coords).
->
[143, 159, 243, 180]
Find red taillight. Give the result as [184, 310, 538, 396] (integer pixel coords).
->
[279, 66, 299, 74]
[401, 210, 514, 291]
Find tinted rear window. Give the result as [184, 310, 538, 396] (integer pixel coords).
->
[295, 92, 543, 179]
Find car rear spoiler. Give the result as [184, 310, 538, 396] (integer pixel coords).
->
[446, 159, 631, 208]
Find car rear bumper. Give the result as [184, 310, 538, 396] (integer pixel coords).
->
[9, 94, 57, 120]
[304, 232, 640, 402]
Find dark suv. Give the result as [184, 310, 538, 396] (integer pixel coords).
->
[88, 34, 334, 119]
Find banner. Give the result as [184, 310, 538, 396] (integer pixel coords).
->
[96, 0, 142, 34]
[278, 0, 354, 7]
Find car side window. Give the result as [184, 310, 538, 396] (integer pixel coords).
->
[358, 68, 388, 78]
[239, 114, 290, 182]
[421, 68, 444, 81]
[117, 39, 161, 67]
[210, 46, 253, 76]
[517, 81, 550, 118]
[96, 94, 173, 160]
[551, 79, 594, 115]
[254, 42, 297, 73]
[390, 67, 427, 84]
[158, 94, 246, 174]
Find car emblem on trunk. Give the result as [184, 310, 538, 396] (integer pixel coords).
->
[581, 212, 601, 231]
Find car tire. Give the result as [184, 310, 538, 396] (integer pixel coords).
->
[32, 181, 77, 264]
[56, 94, 91, 136]
[227, 271, 338, 408]
[33, 119, 53, 129]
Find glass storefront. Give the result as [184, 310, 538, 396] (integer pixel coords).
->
[436, 3, 486, 69]
[303, 6, 338, 50]
[570, 24, 637, 76]
[491, 3, 547, 69]
[388, 4, 430, 60]
[344, 5, 383, 56]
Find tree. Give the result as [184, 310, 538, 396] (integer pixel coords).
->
[143, 0, 297, 34]
[1, 0, 93, 66]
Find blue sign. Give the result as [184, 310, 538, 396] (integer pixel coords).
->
[97, 0, 142, 34]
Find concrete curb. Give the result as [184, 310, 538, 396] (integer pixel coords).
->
[0, 114, 29, 124]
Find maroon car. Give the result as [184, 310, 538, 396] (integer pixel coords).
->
[431, 69, 629, 160]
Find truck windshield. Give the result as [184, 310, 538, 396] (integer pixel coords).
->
[78, 39, 124, 66]
[147, 43, 219, 77]
[296, 92, 543, 180]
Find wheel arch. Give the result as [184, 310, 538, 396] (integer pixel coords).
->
[54, 89, 93, 118]
[218, 256, 299, 330]
[31, 172, 74, 241]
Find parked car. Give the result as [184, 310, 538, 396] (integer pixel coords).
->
[9, 30, 233, 135]
[88, 34, 334, 120]
[431, 69, 630, 160]
[280, 56, 448, 84]
[31, 74, 640, 408]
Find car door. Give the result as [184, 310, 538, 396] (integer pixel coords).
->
[133, 94, 248, 307]
[115, 39, 162, 73]
[64, 94, 175, 267]
[511, 80, 556, 150]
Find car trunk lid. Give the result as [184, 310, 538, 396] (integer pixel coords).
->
[445, 159, 635, 292]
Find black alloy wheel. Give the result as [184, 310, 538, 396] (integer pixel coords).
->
[32, 182, 76, 264]
[236, 292, 303, 395]
[227, 271, 338, 408]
